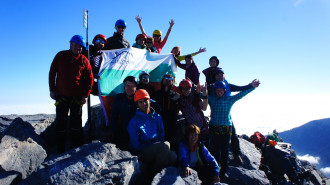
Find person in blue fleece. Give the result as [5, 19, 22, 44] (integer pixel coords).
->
[178, 124, 220, 184]
[127, 89, 177, 174]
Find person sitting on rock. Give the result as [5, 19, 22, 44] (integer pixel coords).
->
[208, 80, 260, 178]
[107, 76, 161, 149]
[127, 89, 177, 174]
[137, 71, 155, 96]
[178, 79, 209, 145]
[178, 124, 220, 184]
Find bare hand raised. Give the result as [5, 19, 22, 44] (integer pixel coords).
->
[135, 15, 142, 23]
[251, 79, 260, 88]
[169, 19, 175, 27]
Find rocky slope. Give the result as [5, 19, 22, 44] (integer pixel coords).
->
[0, 105, 329, 185]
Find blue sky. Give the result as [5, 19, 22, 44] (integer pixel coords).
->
[1, 0, 330, 135]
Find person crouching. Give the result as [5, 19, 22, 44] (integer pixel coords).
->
[127, 89, 177, 174]
[178, 124, 220, 184]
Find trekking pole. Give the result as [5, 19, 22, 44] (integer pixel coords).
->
[84, 9, 93, 141]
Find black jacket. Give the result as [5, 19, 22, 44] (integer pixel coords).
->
[104, 32, 130, 50]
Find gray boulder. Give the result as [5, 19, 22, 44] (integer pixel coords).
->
[83, 104, 107, 142]
[152, 167, 201, 185]
[0, 166, 22, 185]
[152, 167, 228, 185]
[20, 142, 140, 185]
[224, 138, 270, 185]
[0, 118, 47, 179]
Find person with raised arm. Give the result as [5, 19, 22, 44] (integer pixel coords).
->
[135, 15, 175, 53]
[172, 46, 206, 62]
[208, 80, 260, 178]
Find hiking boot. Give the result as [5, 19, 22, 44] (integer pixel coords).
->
[233, 155, 243, 166]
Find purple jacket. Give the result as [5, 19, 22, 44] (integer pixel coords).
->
[174, 57, 200, 85]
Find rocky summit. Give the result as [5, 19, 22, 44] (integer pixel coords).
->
[0, 106, 329, 185]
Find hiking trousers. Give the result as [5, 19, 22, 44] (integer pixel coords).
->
[209, 131, 231, 177]
[55, 96, 83, 153]
[231, 123, 240, 157]
[138, 141, 177, 174]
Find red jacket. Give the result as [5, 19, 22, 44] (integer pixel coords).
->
[49, 50, 93, 97]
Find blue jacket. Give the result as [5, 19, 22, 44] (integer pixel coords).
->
[127, 109, 165, 153]
[178, 141, 220, 176]
[208, 79, 253, 97]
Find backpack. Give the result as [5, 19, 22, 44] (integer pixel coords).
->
[266, 133, 279, 142]
[250, 131, 266, 148]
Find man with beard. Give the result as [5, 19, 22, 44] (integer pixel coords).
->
[104, 19, 130, 50]
[49, 35, 93, 153]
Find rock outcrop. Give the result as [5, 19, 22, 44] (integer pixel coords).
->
[0, 110, 329, 185]
[21, 142, 140, 185]
[0, 118, 47, 179]
[152, 167, 203, 185]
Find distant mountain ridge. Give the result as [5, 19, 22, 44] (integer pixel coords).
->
[280, 118, 330, 168]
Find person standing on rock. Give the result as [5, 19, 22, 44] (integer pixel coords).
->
[127, 89, 177, 174]
[103, 19, 130, 50]
[151, 74, 180, 150]
[202, 56, 222, 85]
[208, 80, 260, 178]
[49, 35, 93, 153]
[107, 76, 138, 150]
[86, 34, 107, 95]
[208, 68, 260, 165]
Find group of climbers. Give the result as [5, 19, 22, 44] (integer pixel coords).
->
[48, 16, 262, 184]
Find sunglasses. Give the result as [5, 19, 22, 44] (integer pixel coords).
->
[164, 76, 173, 81]
[141, 76, 149, 80]
[117, 26, 126, 29]
[95, 39, 105, 44]
[153, 34, 161, 37]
